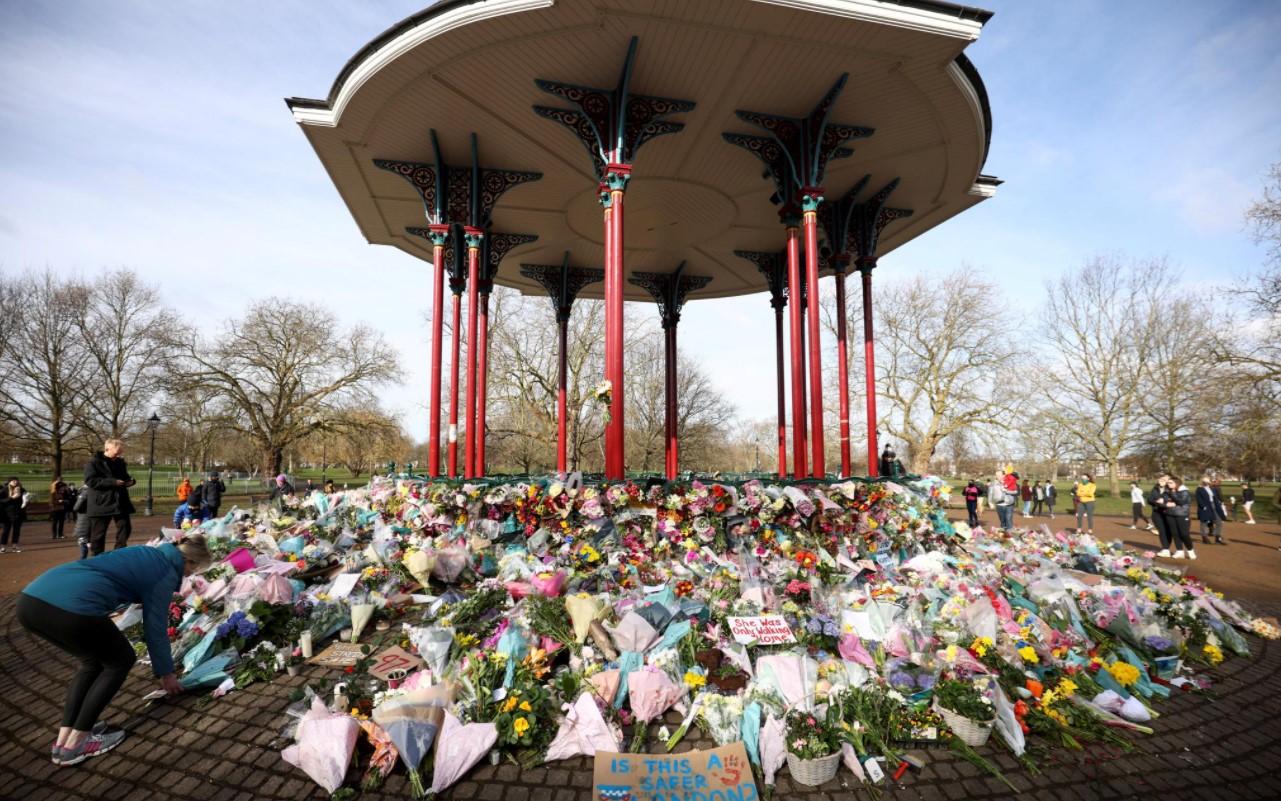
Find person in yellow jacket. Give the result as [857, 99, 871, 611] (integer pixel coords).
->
[176, 477, 192, 503]
[1075, 474, 1097, 535]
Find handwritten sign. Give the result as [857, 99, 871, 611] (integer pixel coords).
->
[727, 615, 796, 646]
[308, 642, 365, 667]
[593, 742, 758, 801]
[367, 645, 423, 680]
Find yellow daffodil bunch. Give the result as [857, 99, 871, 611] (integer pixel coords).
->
[1106, 661, 1141, 686]
[683, 670, 706, 689]
[970, 636, 994, 657]
[1202, 643, 1224, 665]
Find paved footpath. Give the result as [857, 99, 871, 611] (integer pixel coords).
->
[1, 593, 1279, 801]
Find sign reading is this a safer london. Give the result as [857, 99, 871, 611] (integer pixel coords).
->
[593, 743, 758, 801]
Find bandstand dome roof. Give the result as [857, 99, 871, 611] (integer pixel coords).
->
[287, 0, 999, 301]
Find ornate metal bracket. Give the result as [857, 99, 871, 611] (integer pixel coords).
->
[520, 253, 605, 322]
[629, 262, 713, 329]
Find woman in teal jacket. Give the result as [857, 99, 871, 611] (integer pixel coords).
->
[17, 536, 211, 766]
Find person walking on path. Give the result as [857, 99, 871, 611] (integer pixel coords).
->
[1241, 482, 1256, 525]
[176, 477, 192, 503]
[1020, 479, 1033, 518]
[203, 472, 226, 520]
[1149, 476, 1172, 555]
[975, 477, 987, 516]
[16, 536, 211, 766]
[990, 472, 1016, 530]
[963, 479, 981, 527]
[1, 478, 31, 553]
[50, 477, 70, 540]
[1044, 480, 1057, 519]
[1032, 481, 1045, 516]
[1196, 477, 1227, 545]
[1075, 474, 1097, 535]
[1210, 479, 1229, 525]
[1071, 481, 1080, 518]
[83, 439, 136, 555]
[1160, 476, 1196, 560]
[1129, 481, 1153, 531]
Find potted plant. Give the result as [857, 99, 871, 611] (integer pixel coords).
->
[285, 649, 304, 677]
[784, 709, 842, 786]
[707, 661, 748, 693]
[931, 676, 995, 746]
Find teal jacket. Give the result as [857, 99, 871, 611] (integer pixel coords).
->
[24, 544, 185, 676]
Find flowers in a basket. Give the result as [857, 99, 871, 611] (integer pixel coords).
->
[932, 676, 995, 747]
[784, 709, 843, 786]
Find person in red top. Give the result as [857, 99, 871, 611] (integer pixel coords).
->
[1020, 479, 1033, 518]
[963, 480, 981, 527]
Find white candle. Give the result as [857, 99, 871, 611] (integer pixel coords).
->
[299, 631, 313, 658]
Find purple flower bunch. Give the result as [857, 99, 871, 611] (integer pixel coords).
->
[805, 614, 839, 638]
[216, 610, 259, 641]
[887, 660, 936, 693]
[1143, 635, 1176, 653]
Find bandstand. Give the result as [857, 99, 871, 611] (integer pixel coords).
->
[287, 0, 1000, 482]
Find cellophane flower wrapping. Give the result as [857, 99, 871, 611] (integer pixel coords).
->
[431, 712, 498, 794]
[545, 692, 621, 761]
[280, 698, 359, 794]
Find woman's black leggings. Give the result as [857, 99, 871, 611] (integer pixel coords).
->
[1, 517, 21, 545]
[1153, 512, 1170, 549]
[15, 594, 137, 731]
[1168, 516, 1193, 551]
[51, 511, 67, 539]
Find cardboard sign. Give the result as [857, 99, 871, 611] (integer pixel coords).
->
[308, 642, 365, 667]
[367, 645, 423, 680]
[593, 742, 758, 801]
[727, 615, 796, 646]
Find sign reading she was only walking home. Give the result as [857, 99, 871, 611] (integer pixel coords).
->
[593, 742, 758, 801]
[726, 615, 795, 646]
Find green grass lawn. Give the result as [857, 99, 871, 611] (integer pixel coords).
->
[4, 463, 377, 520]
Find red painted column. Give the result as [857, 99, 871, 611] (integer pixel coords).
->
[427, 225, 449, 478]
[860, 258, 879, 477]
[802, 197, 825, 478]
[784, 217, 808, 478]
[463, 227, 483, 479]
[556, 316, 569, 474]
[448, 291, 462, 477]
[665, 323, 678, 479]
[773, 304, 787, 479]
[604, 165, 631, 480]
[833, 259, 852, 478]
[477, 289, 490, 477]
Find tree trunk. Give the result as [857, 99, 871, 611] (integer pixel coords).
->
[52, 439, 64, 478]
[262, 447, 284, 479]
[1108, 458, 1121, 496]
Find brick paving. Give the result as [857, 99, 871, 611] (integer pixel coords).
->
[2, 594, 1280, 801]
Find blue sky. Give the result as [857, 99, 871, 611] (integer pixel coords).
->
[2, 1, 1278, 434]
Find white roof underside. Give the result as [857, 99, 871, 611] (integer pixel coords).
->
[289, 0, 997, 301]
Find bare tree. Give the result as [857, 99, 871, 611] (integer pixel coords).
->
[74, 269, 176, 441]
[485, 289, 607, 473]
[625, 339, 737, 473]
[1041, 256, 1167, 494]
[318, 409, 407, 477]
[0, 270, 91, 474]
[1245, 161, 1281, 270]
[170, 298, 400, 476]
[839, 270, 1027, 473]
[1136, 293, 1219, 473]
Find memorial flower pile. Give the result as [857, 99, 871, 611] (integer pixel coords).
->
[117, 471, 1278, 796]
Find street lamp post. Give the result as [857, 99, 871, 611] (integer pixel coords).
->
[145, 413, 160, 516]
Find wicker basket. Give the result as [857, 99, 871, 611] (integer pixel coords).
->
[932, 699, 994, 747]
[786, 751, 841, 787]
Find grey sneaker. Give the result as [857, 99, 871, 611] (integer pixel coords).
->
[58, 730, 125, 766]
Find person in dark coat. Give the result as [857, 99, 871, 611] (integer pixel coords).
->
[203, 472, 226, 519]
[962, 479, 981, 527]
[1195, 476, 1227, 545]
[1159, 476, 1195, 560]
[82, 439, 136, 555]
[878, 444, 896, 478]
[49, 477, 70, 540]
[1, 478, 31, 553]
[18, 536, 211, 765]
[1149, 476, 1171, 555]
